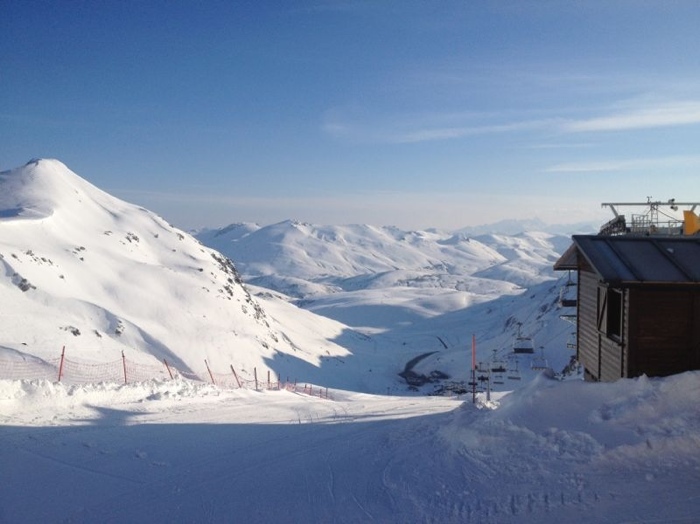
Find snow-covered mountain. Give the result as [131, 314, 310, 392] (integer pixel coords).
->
[455, 217, 598, 236]
[197, 220, 580, 386]
[0, 160, 363, 385]
[198, 221, 567, 288]
[1, 159, 578, 395]
[197, 220, 568, 314]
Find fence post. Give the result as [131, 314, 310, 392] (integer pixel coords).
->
[254, 367, 258, 390]
[121, 351, 127, 385]
[163, 359, 174, 380]
[230, 365, 242, 388]
[57, 346, 66, 382]
[205, 360, 216, 385]
[267, 370, 270, 389]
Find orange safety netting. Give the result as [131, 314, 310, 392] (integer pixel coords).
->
[0, 350, 331, 399]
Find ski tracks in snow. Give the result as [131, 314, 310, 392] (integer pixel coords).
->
[3, 383, 699, 523]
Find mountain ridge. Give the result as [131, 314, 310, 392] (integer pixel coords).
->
[0, 159, 360, 385]
[196, 215, 579, 383]
[2, 159, 579, 393]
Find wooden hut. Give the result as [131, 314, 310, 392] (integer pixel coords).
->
[554, 234, 700, 382]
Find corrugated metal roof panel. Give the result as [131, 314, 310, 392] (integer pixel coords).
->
[552, 243, 578, 270]
[565, 235, 700, 284]
[656, 239, 700, 281]
[618, 240, 689, 281]
[573, 236, 637, 282]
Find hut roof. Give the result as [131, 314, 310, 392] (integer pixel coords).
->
[553, 235, 700, 285]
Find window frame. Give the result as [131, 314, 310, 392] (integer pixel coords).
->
[598, 286, 624, 343]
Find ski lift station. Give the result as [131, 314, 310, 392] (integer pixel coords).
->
[554, 199, 700, 382]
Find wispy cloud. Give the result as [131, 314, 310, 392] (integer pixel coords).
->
[322, 108, 555, 145]
[561, 101, 700, 132]
[546, 155, 700, 173]
[324, 96, 700, 145]
[389, 120, 556, 144]
[527, 142, 596, 150]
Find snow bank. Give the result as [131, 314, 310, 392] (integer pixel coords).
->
[436, 372, 700, 522]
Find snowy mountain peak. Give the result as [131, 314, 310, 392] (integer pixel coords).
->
[1, 158, 82, 220]
[211, 222, 260, 239]
[0, 160, 353, 379]
[438, 232, 472, 245]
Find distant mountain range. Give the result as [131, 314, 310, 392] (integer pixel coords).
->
[456, 217, 598, 236]
[195, 220, 573, 326]
[1, 159, 579, 393]
[196, 219, 580, 383]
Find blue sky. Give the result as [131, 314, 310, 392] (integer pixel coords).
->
[2, 1, 700, 230]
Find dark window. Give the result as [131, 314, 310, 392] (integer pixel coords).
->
[598, 286, 624, 342]
[607, 288, 622, 340]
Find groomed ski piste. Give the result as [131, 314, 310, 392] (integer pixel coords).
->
[2, 372, 700, 523]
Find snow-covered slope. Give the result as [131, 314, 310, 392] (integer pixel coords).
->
[2, 371, 699, 523]
[1, 159, 580, 397]
[200, 221, 505, 288]
[199, 221, 566, 290]
[197, 221, 568, 323]
[198, 219, 578, 384]
[0, 160, 360, 383]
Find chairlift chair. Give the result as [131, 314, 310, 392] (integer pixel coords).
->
[531, 346, 549, 371]
[507, 358, 522, 381]
[558, 271, 578, 308]
[512, 322, 535, 354]
[489, 350, 507, 384]
[491, 362, 507, 373]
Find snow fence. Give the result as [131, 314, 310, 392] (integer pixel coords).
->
[0, 347, 332, 399]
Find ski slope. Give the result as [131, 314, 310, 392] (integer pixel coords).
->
[2, 372, 699, 523]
